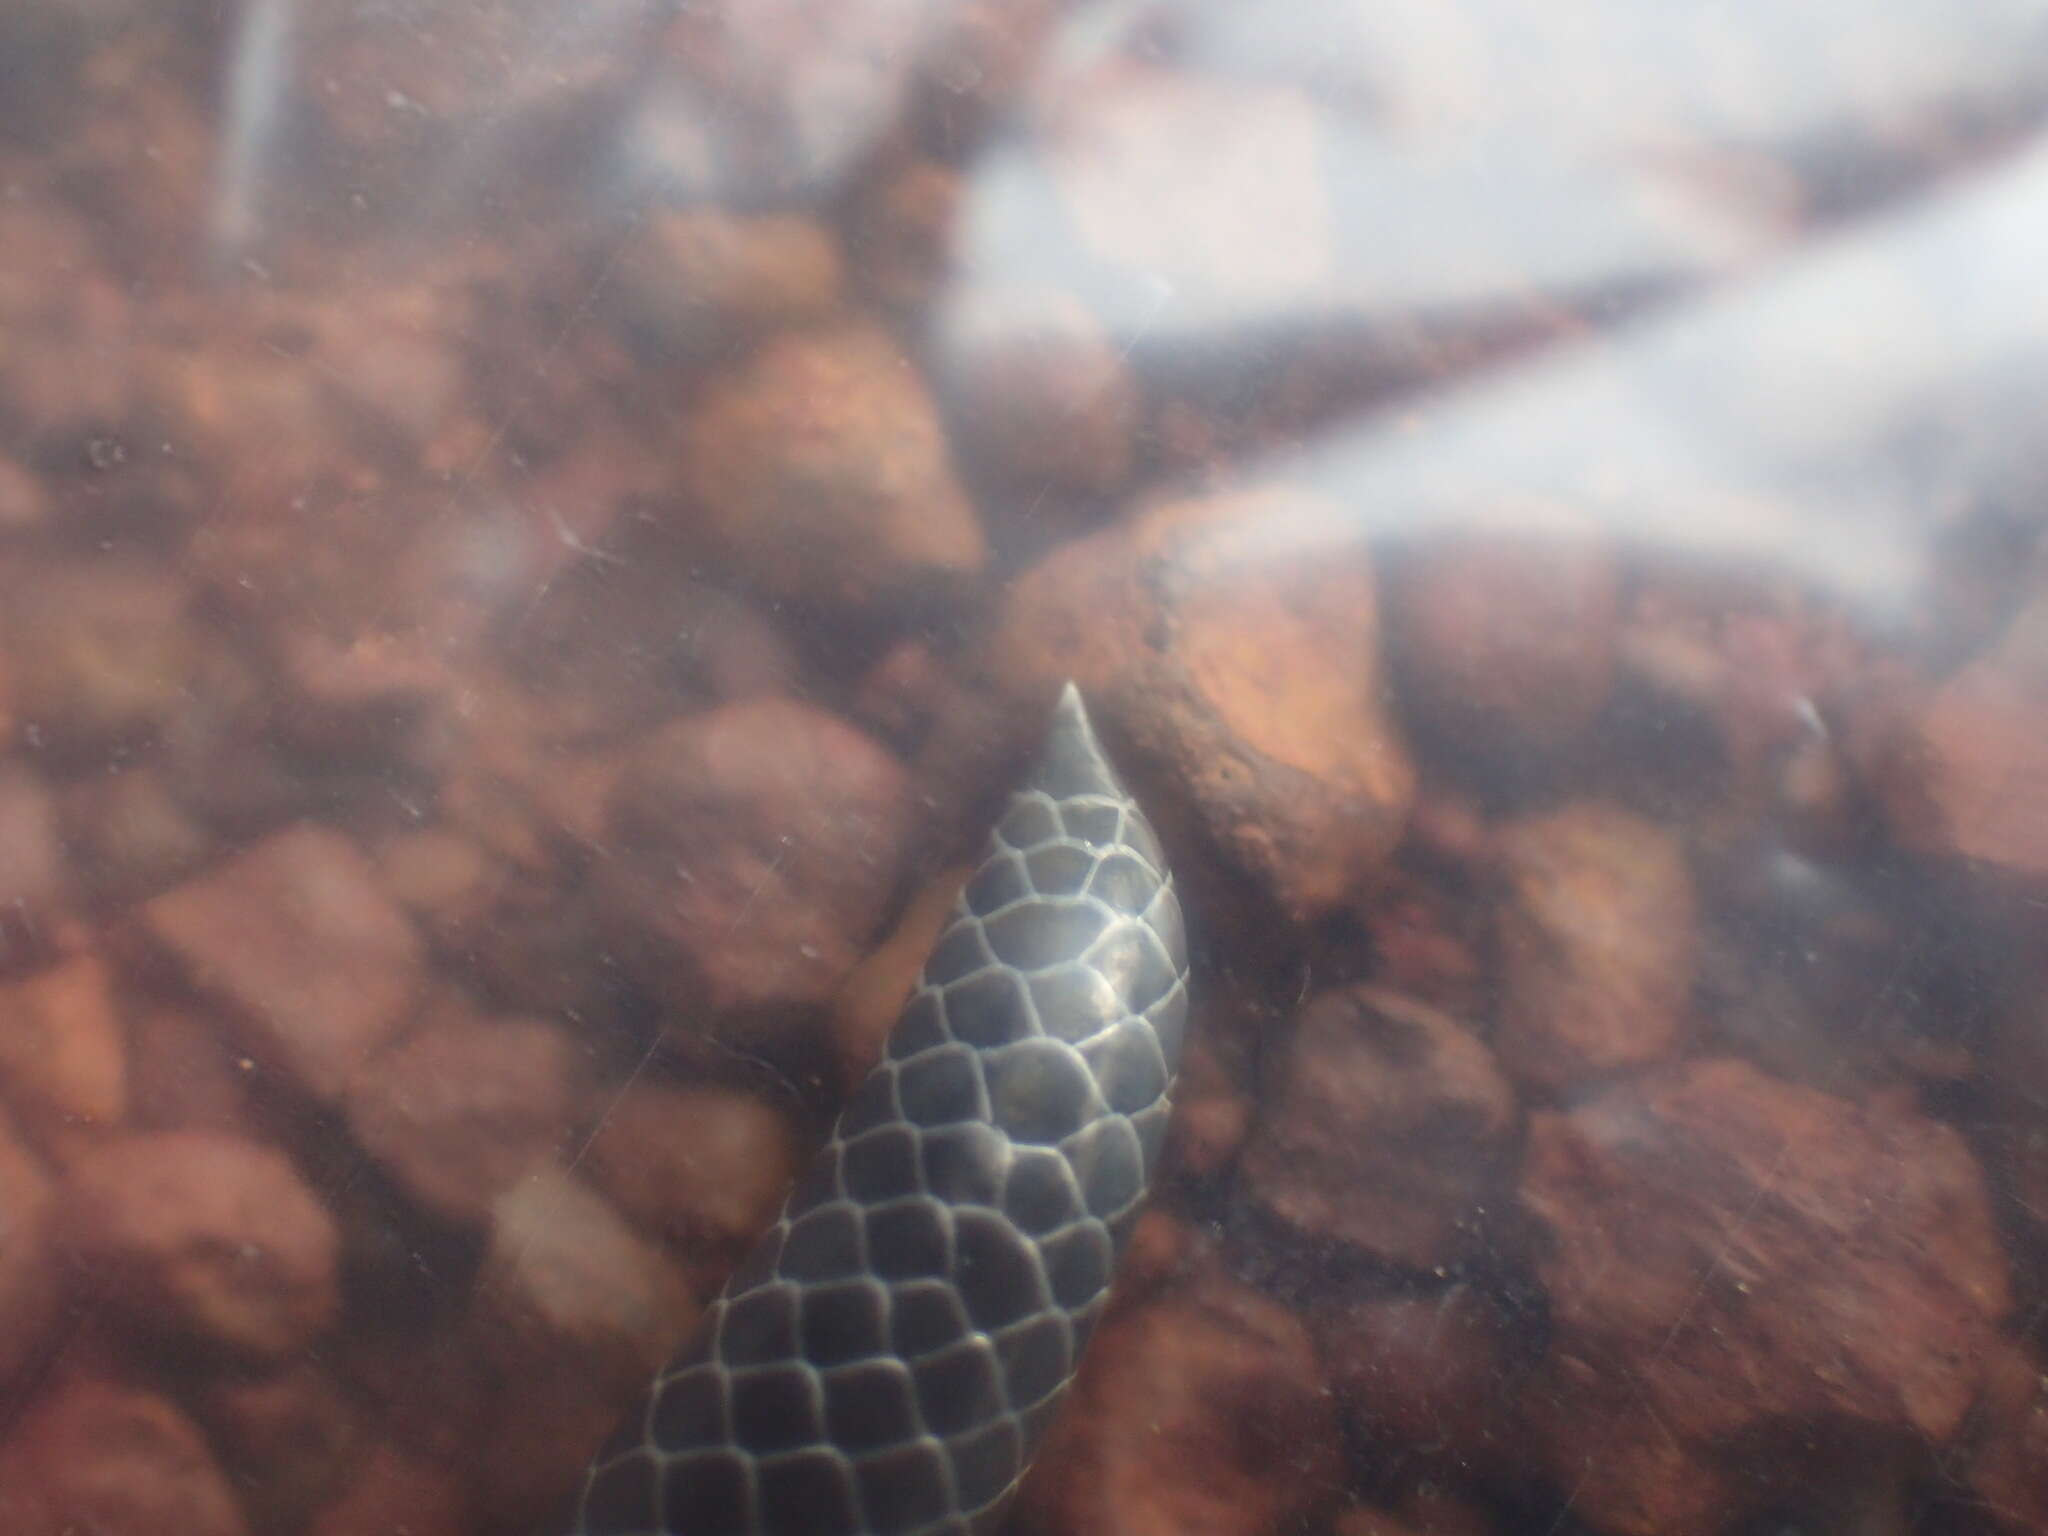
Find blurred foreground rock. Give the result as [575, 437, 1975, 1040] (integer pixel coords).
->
[1519, 1058, 2009, 1535]
[1239, 986, 1517, 1272]
[1013, 1265, 1340, 1536]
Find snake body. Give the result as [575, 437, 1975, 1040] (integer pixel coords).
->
[573, 683, 1189, 1535]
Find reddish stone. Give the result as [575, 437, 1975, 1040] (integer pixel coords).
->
[938, 286, 1140, 496]
[830, 863, 968, 1094]
[1520, 1059, 2011, 1535]
[676, 322, 986, 610]
[1358, 870, 1488, 1019]
[1315, 1286, 1514, 1467]
[125, 1005, 253, 1133]
[851, 637, 956, 752]
[1336, 1487, 1497, 1536]
[0, 953, 126, 1154]
[193, 1363, 361, 1532]
[466, 1169, 699, 1525]
[578, 1083, 802, 1274]
[59, 1130, 340, 1361]
[1493, 801, 1696, 1097]
[58, 765, 212, 904]
[1967, 1340, 2048, 1533]
[346, 1010, 583, 1227]
[268, 624, 449, 759]
[0, 1375, 248, 1536]
[0, 765, 66, 963]
[1165, 1025, 1256, 1182]
[306, 1440, 471, 1536]
[1387, 525, 1620, 761]
[1014, 1267, 1340, 1536]
[599, 698, 913, 1016]
[1868, 596, 2048, 876]
[1162, 985, 1266, 1182]
[907, 0, 1063, 154]
[4, 558, 196, 754]
[143, 824, 425, 1102]
[372, 828, 502, 952]
[610, 209, 843, 360]
[0, 1109, 58, 1390]
[846, 156, 962, 315]
[503, 563, 798, 746]
[0, 453, 47, 529]
[1239, 986, 1517, 1271]
[980, 486, 1416, 929]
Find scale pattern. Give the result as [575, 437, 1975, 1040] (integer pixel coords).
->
[572, 683, 1189, 1536]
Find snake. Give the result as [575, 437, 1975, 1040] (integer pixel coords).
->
[569, 682, 1190, 1536]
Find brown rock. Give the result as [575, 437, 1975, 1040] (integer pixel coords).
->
[0, 954, 126, 1152]
[1869, 596, 2048, 876]
[1161, 982, 1267, 1184]
[1014, 1268, 1340, 1536]
[346, 1010, 582, 1227]
[59, 765, 212, 903]
[156, 635, 306, 836]
[1520, 1059, 2011, 1536]
[126, 1005, 253, 1133]
[611, 209, 842, 360]
[1337, 1487, 1497, 1536]
[1967, 1340, 2048, 1533]
[0, 1109, 59, 1389]
[268, 625, 449, 759]
[847, 156, 961, 314]
[579, 1082, 802, 1274]
[984, 486, 1415, 927]
[1387, 527, 1620, 761]
[467, 1169, 699, 1524]
[599, 698, 914, 1016]
[907, 0, 1063, 155]
[851, 636, 957, 752]
[938, 286, 1139, 496]
[1493, 801, 1696, 1097]
[373, 828, 502, 951]
[193, 1363, 361, 1531]
[0, 764, 66, 962]
[676, 322, 986, 609]
[1315, 1285, 1514, 1465]
[0, 1375, 249, 1536]
[143, 824, 425, 1101]
[306, 1440, 471, 1536]
[830, 863, 969, 1094]
[60, 1130, 340, 1360]
[1359, 869, 1488, 1019]
[503, 564, 798, 747]
[0, 453, 48, 529]
[4, 558, 196, 754]
[1239, 986, 1517, 1271]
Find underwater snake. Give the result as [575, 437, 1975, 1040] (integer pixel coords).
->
[570, 682, 1190, 1535]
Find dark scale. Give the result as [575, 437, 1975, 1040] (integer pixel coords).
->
[570, 685, 1190, 1536]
